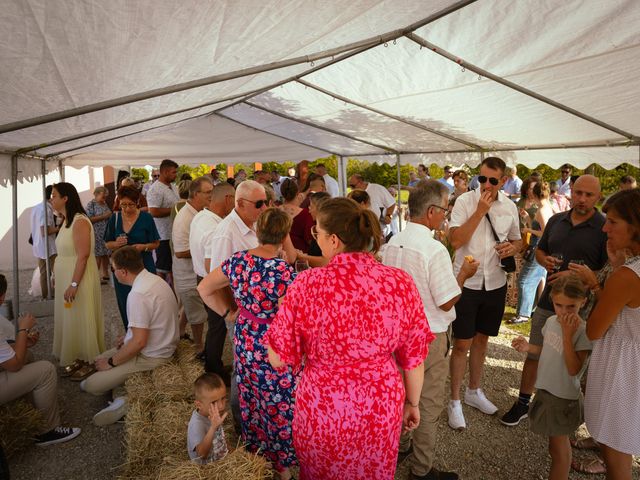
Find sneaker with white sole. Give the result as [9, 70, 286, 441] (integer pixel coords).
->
[93, 396, 127, 426]
[447, 401, 466, 430]
[464, 388, 498, 415]
[35, 426, 81, 446]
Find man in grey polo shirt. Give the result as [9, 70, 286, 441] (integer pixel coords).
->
[500, 174, 607, 426]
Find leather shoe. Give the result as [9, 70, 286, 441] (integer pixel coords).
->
[411, 467, 459, 480]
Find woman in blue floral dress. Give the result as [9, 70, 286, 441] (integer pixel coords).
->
[198, 208, 298, 480]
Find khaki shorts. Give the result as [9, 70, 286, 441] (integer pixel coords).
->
[177, 289, 207, 325]
[529, 389, 583, 437]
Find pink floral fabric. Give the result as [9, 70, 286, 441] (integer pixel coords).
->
[267, 252, 433, 480]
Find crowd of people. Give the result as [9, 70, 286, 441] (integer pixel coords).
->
[1, 157, 639, 480]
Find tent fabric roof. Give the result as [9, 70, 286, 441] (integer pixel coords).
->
[1, 0, 639, 174]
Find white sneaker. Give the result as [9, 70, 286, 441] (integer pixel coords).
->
[93, 396, 127, 426]
[464, 388, 498, 415]
[447, 401, 466, 430]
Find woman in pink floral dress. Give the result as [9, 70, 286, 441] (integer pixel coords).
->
[268, 198, 433, 480]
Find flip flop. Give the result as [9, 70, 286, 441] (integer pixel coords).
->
[60, 359, 86, 377]
[571, 437, 600, 451]
[571, 457, 606, 475]
[70, 363, 96, 381]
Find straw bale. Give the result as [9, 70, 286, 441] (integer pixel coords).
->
[122, 399, 155, 465]
[124, 370, 155, 405]
[157, 448, 272, 480]
[180, 359, 205, 388]
[0, 399, 44, 457]
[175, 339, 199, 366]
[151, 400, 194, 460]
[152, 360, 190, 401]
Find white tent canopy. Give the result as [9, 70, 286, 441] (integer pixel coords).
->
[1, 0, 639, 176]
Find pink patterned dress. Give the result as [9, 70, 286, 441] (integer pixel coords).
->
[267, 252, 433, 480]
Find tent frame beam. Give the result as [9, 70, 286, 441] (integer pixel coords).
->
[0, 0, 478, 136]
[296, 79, 482, 151]
[242, 101, 398, 153]
[405, 33, 639, 142]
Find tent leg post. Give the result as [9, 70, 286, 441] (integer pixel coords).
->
[337, 155, 347, 196]
[396, 154, 402, 232]
[58, 158, 65, 181]
[11, 155, 20, 323]
[42, 159, 52, 299]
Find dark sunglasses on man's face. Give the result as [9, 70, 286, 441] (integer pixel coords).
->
[478, 175, 500, 186]
[561, 170, 570, 174]
[241, 198, 267, 209]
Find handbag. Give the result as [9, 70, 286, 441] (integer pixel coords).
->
[485, 214, 516, 273]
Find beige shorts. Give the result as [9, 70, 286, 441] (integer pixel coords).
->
[529, 389, 583, 437]
[177, 289, 207, 325]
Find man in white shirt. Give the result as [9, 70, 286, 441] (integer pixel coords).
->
[83, 246, 179, 426]
[147, 159, 179, 279]
[142, 169, 159, 197]
[29, 185, 60, 299]
[555, 164, 572, 198]
[172, 177, 214, 351]
[447, 157, 521, 430]
[315, 163, 339, 197]
[381, 180, 478, 480]
[501, 166, 523, 200]
[348, 174, 396, 235]
[200, 179, 266, 422]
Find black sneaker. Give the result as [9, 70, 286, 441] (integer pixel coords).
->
[411, 467, 459, 480]
[500, 401, 529, 426]
[35, 426, 81, 446]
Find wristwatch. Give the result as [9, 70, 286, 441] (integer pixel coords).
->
[70, 281, 78, 288]
[108, 357, 116, 367]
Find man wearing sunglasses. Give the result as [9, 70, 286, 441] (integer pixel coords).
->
[555, 164, 572, 198]
[446, 157, 521, 430]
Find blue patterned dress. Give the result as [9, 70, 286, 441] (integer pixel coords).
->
[221, 251, 299, 472]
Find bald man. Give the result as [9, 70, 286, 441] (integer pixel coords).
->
[500, 175, 608, 426]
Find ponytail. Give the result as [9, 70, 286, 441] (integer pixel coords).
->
[317, 198, 382, 254]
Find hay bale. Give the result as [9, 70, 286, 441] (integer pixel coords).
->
[124, 371, 155, 405]
[157, 448, 272, 480]
[0, 399, 44, 457]
[152, 400, 194, 460]
[152, 361, 190, 401]
[180, 359, 205, 388]
[175, 339, 199, 367]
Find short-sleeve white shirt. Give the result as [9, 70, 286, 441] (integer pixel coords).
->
[449, 189, 521, 291]
[365, 183, 395, 219]
[146, 181, 179, 240]
[124, 270, 179, 358]
[189, 209, 223, 278]
[381, 222, 461, 333]
[30, 203, 57, 259]
[0, 315, 14, 341]
[207, 209, 258, 272]
[0, 333, 16, 364]
[323, 174, 340, 197]
[556, 178, 572, 197]
[171, 202, 198, 288]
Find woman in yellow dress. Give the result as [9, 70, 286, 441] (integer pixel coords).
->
[51, 182, 105, 366]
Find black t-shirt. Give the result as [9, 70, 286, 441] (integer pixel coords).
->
[308, 239, 322, 257]
[536, 209, 608, 311]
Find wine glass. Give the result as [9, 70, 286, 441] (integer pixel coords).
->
[552, 253, 564, 272]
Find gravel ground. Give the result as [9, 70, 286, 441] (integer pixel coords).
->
[3, 269, 639, 480]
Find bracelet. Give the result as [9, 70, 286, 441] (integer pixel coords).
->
[17, 328, 30, 334]
[404, 399, 419, 408]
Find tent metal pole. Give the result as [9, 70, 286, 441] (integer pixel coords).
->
[396, 154, 402, 232]
[41, 159, 52, 299]
[406, 33, 640, 142]
[58, 158, 65, 181]
[11, 155, 20, 320]
[296, 79, 482, 151]
[0, 0, 479, 136]
[243, 101, 398, 153]
[337, 155, 348, 196]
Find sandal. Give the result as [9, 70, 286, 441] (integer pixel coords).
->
[571, 437, 600, 450]
[571, 457, 606, 475]
[69, 363, 96, 381]
[60, 359, 86, 377]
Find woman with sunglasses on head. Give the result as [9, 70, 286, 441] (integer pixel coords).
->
[50, 182, 105, 366]
[198, 208, 299, 480]
[105, 186, 160, 329]
[266, 197, 433, 480]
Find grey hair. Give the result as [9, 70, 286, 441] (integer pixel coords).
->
[235, 179, 265, 205]
[409, 179, 450, 219]
[189, 176, 213, 199]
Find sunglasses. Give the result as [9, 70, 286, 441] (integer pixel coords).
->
[240, 198, 267, 209]
[561, 170, 571, 174]
[428, 204, 449, 213]
[478, 175, 500, 186]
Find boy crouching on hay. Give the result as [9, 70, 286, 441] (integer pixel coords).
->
[188, 373, 229, 464]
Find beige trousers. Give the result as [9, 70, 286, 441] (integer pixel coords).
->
[0, 360, 60, 432]
[37, 255, 57, 299]
[83, 347, 169, 395]
[400, 331, 450, 476]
